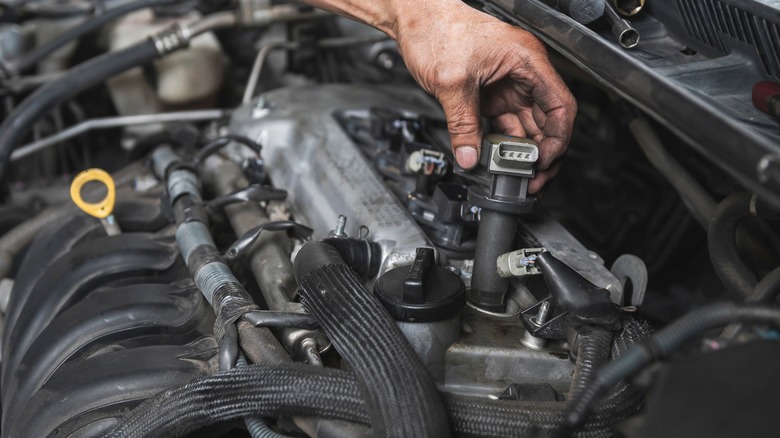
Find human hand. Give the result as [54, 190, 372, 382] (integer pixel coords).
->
[301, 0, 576, 192]
[392, 1, 577, 193]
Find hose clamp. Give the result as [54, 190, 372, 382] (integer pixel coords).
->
[150, 24, 192, 56]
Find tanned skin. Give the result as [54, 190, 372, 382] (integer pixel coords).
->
[301, 0, 577, 193]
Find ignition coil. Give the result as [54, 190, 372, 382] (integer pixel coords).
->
[463, 134, 538, 311]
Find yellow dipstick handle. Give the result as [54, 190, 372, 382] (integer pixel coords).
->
[70, 168, 116, 219]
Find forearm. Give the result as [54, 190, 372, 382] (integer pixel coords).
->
[300, 0, 453, 39]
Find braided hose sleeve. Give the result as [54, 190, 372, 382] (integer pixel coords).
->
[297, 262, 450, 438]
[103, 360, 646, 438]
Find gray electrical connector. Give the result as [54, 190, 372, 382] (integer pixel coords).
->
[486, 134, 539, 178]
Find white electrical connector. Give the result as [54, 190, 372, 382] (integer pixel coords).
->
[496, 247, 546, 278]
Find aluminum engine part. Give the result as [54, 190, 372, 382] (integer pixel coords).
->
[228, 84, 621, 399]
[230, 85, 441, 273]
[444, 307, 574, 396]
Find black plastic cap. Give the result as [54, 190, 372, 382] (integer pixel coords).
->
[375, 248, 466, 322]
[535, 252, 620, 326]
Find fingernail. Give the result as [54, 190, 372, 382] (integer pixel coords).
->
[455, 147, 478, 169]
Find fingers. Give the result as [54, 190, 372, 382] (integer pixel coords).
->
[439, 86, 483, 169]
[530, 70, 577, 171]
[536, 105, 573, 171]
[528, 161, 562, 194]
[517, 107, 544, 143]
[532, 103, 547, 132]
[484, 66, 573, 174]
[493, 113, 526, 137]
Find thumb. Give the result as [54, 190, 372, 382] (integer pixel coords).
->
[439, 88, 482, 169]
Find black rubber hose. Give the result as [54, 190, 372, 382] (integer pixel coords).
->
[708, 192, 759, 298]
[293, 241, 450, 438]
[4, 0, 182, 76]
[549, 0, 605, 25]
[293, 239, 381, 280]
[568, 327, 614, 400]
[561, 302, 780, 435]
[721, 266, 780, 338]
[749, 266, 780, 303]
[0, 40, 159, 185]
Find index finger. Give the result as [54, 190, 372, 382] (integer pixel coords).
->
[537, 105, 573, 170]
[528, 69, 576, 170]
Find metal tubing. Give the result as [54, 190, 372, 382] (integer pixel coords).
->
[186, 11, 238, 36]
[242, 34, 390, 104]
[12, 110, 228, 161]
[603, 0, 640, 49]
[1, 5, 331, 161]
[242, 41, 298, 104]
[204, 158, 326, 354]
[612, 0, 644, 16]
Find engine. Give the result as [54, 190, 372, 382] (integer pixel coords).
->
[0, 0, 779, 437]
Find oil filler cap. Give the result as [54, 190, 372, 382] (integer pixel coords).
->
[374, 247, 466, 322]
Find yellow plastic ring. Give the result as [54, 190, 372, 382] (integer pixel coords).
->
[70, 168, 116, 219]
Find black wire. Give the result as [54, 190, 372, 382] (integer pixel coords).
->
[193, 135, 263, 165]
[224, 220, 313, 264]
[559, 302, 780, 436]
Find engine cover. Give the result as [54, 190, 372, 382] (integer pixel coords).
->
[229, 84, 623, 299]
[230, 85, 442, 272]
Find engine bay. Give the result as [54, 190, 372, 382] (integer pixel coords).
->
[0, 0, 779, 437]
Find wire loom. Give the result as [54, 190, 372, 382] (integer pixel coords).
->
[104, 320, 652, 438]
